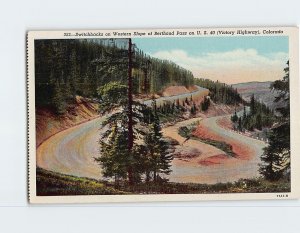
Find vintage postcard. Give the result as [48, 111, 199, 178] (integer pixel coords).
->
[27, 27, 299, 203]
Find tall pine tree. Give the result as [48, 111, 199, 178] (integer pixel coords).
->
[259, 61, 290, 181]
[95, 124, 129, 185]
[144, 99, 173, 182]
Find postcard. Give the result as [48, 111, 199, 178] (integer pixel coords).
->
[27, 27, 299, 203]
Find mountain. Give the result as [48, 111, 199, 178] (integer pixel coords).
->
[232, 81, 284, 113]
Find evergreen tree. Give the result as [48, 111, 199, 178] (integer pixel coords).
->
[231, 111, 238, 123]
[144, 99, 173, 182]
[232, 100, 274, 131]
[194, 78, 243, 105]
[259, 123, 290, 181]
[243, 105, 247, 119]
[238, 117, 242, 131]
[190, 102, 197, 115]
[176, 99, 180, 109]
[201, 96, 210, 111]
[171, 101, 176, 114]
[97, 81, 145, 184]
[95, 125, 129, 185]
[260, 61, 290, 181]
[185, 97, 189, 105]
[250, 94, 256, 115]
[35, 39, 196, 112]
[256, 114, 262, 130]
[52, 80, 66, 115]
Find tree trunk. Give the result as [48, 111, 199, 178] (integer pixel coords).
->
[127, 38, 134, 185]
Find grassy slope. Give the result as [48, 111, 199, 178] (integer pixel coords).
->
[36, 168, 290, 196]
[36, 168, 127, 196]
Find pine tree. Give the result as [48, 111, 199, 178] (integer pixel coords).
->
[238, 117, 242, 131]
[256, 114, 262, 130]
[250, 94, 256, 115]
[35, 39, 197, 110]
[190, 102, 197, 115]
[97, 81, 145, 184]
[176, 99, 180, 109]
[144, 99, 173, 182]
[243, 105, 247, 119]
[95, 125, 129, 185]
[259, 61, 290, 181]
[259, 123, 290, 181]
[231, 111, 238, 123]
[185, 97, 189, 105]
[52, 80, 66, 115]
[201, 96, 210, 111]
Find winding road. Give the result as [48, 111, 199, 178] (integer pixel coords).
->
[36, 86, 266, 184]
[165, 115, 266, 184]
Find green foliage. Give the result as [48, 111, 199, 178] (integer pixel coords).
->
[36, 167, 290, 195]
[52, 81, 67, 114]
[155, 100, 185, 122]
[95, 83, 172, 184]
[116, 178, 290, 194]
[190, 102, 197, 115]
[178, 126, 194, 138]
[97, 81, 127, 113]
[260, 123, 290, 181]
[271, 61, 290, 118]
[232, 101, 275, 132]
[95, 80, 145, 184]
[36, 167, 126, 195]
[200, 96, 210, 111]
[35, 39, 195, 112]
[250, 94, 256, 115]
[260, 61, 290, 181]
[95, 126, 129, 184]
[178, 126, 236, 158]
[231, 111, 238, 123]
[143, 100, 173, 182]
[238, 117, 242, 131]
[194, 78, 243, 105]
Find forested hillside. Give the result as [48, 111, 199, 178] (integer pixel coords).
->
[35, 39, 194, 114]
[233, 81, 285, 114]
[231, 95, 275, 132]
[194, 78, 243, 105]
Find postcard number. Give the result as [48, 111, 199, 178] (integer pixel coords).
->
[277, 194, 289, 198]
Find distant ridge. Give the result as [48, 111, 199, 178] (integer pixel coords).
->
[232, 81, 272, 86]
[232, 81, 284, 113]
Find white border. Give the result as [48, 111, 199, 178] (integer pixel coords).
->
[27, 27, 299, 203]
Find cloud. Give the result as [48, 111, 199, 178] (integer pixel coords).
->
[151, 49, 288, 84]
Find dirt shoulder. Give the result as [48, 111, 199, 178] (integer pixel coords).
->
[192, 119, 255, 161]
[162, 85, 195, 97]
[36, 96, 99, 147]
[162, 117, 227, 164]
[164, 112, 266, 184]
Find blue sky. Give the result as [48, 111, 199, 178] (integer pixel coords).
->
[133, 36, 289, 84]
[134, 37, 288, 56]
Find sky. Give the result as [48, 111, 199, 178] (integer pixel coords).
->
[133, 36, 289, 84]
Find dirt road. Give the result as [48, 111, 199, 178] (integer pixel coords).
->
[36, 86, 210, 181]
[36, 86, 266, 184]
[37, 117, 104, 179]
[164, 115, 266, 184]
